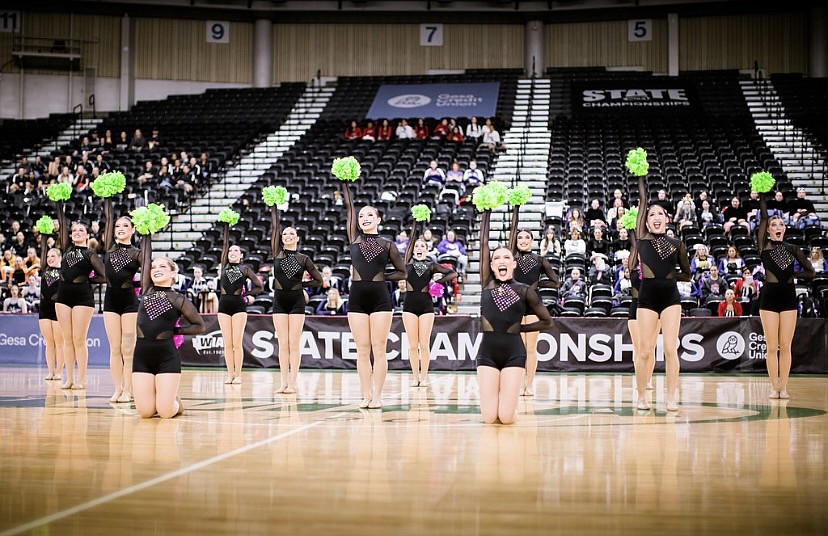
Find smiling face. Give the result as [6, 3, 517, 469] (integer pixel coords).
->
[46, 248, 61, 268]
[151, 257, 177, 286]
[516, 230, 533, 252]
[358, 206, 380, 233]
[228, 245, 243, 263]
[70, 223, 89, 245]
[646, 205, 667, 234]
[114, 217, 135, 243]
[281, 226, 299, 248]
[490, 247, 517, 281]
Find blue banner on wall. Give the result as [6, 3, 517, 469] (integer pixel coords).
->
[366, 82, 500, 120]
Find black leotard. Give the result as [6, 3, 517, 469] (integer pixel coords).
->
[217, 223, 264, 315]
[757, 194, 814, 312]
[270, 205, 322, 314]
[402, 220, 458, 316]
[39, 266, 61, 320]
[55, 245, 106, 308]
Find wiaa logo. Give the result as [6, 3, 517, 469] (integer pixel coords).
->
[716, 331, 745, 360]
[388, 94, 431, 108]
[193, 329, 225, 355]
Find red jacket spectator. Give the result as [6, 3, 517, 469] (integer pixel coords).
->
[432, 119, 449, 140]
[414, 119, 429, 139]
[377, 120, 392, 140]
[447, 126, 464, 143]
[717, 299, 742, 317]
[344, 121, 362, 140]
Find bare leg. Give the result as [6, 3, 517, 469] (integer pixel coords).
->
[104, 312, 124, 401]
[50, 319, 64, 381]
[635, 308, 660, 409]
[776, 310, 798, 397]
[402, 312, 421, 385]
[417, 313, 435, 386]
[133, 372, 157, 418]
[155, 373, 183, 418]
[119, 313, 137, 400]
[39, 319, 57, 379]
[521, 315, 540, 396]
[70, 306, 95, 388]
[477, 366, 501, 424]
[760, 310, 781, 397]
[230, 313, 248, 383]
[348, 312, 373, 407]
[217, 313, 234, 382]
[659, 305, 682, 411]
[498, 367, 526, 424]
[286, 314, 305, 391]
[273, 314, 291, 392]
[368, 312, 393, 408]
[55, 304, 75, 387]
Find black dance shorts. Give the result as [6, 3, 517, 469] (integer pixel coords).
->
[759, 282, 798, 313]
[347, 281, 393, 314]
[476, 332, 527, 370]
[55, 281, 95, 308]
[133, 339, 181, 375]
[637, 278, 680, 314]
[402, 291, 435, 316]
[38, 299, 57, 321]
[104, 287, 139, 314]
[628, 298, 638, 320]
[218, 295, 247, 315]
[523, 288, 541, 318]
[272, 289, 306, 315]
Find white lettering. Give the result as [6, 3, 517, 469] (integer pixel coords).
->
[250, 330, 275, 360]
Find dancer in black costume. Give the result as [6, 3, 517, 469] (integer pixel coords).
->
[217, 224, 264, 385]
[477, 208, 553, 424]
[39, 234, 64, 382]
[507, 206, 560, 396]
[402, 218, 458, 387]
[631, 175, 691, 411]
[102, 200, 142, 403]
[757, 192, 813, 399]
[341, 180, 406, 409]
[270, 202, 323, 394]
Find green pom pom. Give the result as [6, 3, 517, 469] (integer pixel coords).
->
[90, 171, 126, 198]
[625, 148, 650, 177]
[217, 207, 241, 226]
[472, 181, 509, 211]
[411, 204, 432, 222]
[621, 206, 639, 230]
[130, 203, 170, 235]
[262, 185, 289, 207]
[331, 156, 361, 182]
[508, 184, 532, 206]
[750, 171, 776, 194]
[46, 182, 72, 202]
[35, 215, 55, 235]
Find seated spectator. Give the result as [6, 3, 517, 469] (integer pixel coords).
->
[100, 129, 115, 152]
[436, 230, 468, 277]
[722, 196, 751, 236]
[23, 247, 41, 278]
[9, 257, 28, 287]
[790, 187, 821, 228]
[187, 267, 218, 313]
[432, 118, 449, 140]
[423, 160, 446, 189]
[700, 265, 728, 306]
[129, 129, 147, 152]
[316, 288, 347, 315]
[444, 162, 465, 202]
[676, 278, 700, 303]
[95, 153, 111, 174]
[22, 274, 40, 312]
[2, 284, 28, 314]
[157, 165, 174, 192]
[11, 232, 33, 257]
[608, 188, 626, 211]
[466, 116, 483, 140]
[198, 152, 214, 181]
[447, 126, 464, 143]
[560, 268, 587, 300]
[47, 157, 61, 180]
[479, 124, 502, 153]
[719, 245, 746, 277]
[766, 190, 789, 219]
[540, 225, 561, 257]
[733, 266, 759, 304]
[718, 289, 743, 317]
[674, 193, 698, 231]
[607, 201, 626, 229]
[136, 160, 156, 187]
[697, 199, 719, 231]
[394, 231, 409, 256]
[176, 164, 198, 195]
[362, 121, 377, 141]
[587, 227, 611, 258]
[695, 190, 711, 211]
[463, 160, 485, 190]
[414, 118, 429, 139]
[744, 190, 761, 228]
[115, 131, 130, 151]
[393, 279, 407, 309]
[147, 126, 162, 150]
[611, 228, 631, 258]
[588, 254, 613, 286]
[420, 228, 439, 261]
[6, 167, 27, 194]
[564, 228, 586, 256]
[651, 190, 673, 219]
[614, 267, 633, 298]
[0, 249, 17, 280]
[585, 199, 607, 230]
[396, 119, 415, 139]
[566, 208, 585, 234]
[377, 119, 392, 141]
[344, 121, 362, 140]
[805, 246, 828, 273]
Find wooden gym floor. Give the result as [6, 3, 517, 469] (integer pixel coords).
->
[0, 367, 826, 535]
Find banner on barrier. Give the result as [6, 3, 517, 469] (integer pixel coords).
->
[366, 82, 500, 120]
[1, 315, 826, 373]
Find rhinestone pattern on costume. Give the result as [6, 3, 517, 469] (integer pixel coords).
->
[226, 265, 243, 283]
[517, 254, 538, 274]
[143, 290, 172, 320]
[770, 244, 794, 271]
[413, 261, 430, 277]
[651, 236, 676, 260]
[359, 237, 383, 262]
[491, 283, 520, 312]
[44, 269, 60, 287]
[65, 249, 83, 267]
[108, 246, 132, 272]
[279, 254, 302, 279]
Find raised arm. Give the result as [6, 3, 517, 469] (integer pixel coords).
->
[431, 262, 458, 284]
[507, 205, 520, 253]
[479, 210, 492, 283]
[270, 205, 282, 256]
[56, 201, 69, 252]
[757, 193, 769, 251]
[244, 265, 264, 297]
[103, 198, 115, 252]
[404, 220, 419, 264]
[341, 181, 358, 243]
[635, 175, 648, 239]
[385, 241, 407, 282]
[628, 229, 638, 273]
[220, 222, 230, 269]
[538, 257, 560, 289]
[521, 287, 554, 332]
[140, 235, 153, 294]
[173, 293, 206, 335]
[302, 257, 324, 288]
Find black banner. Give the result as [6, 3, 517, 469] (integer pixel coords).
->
[180, 316, 828, 374]
[571, 80, 699, 115]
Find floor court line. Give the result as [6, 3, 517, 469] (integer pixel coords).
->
[0, 417, 336, 536]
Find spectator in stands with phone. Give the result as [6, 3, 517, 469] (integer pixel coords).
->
[147, 126, 162, 150]
[414, 118, 429, 139]
[466, 116, 483, 140]
[423, 160, 446, 189]
[344, 120, 362, 140]
[396, 119, 415, 139]
[377, 119, 392, 141]
[734, 266, 759, 304]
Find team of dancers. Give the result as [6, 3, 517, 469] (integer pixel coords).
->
[36, 167, 815, 421]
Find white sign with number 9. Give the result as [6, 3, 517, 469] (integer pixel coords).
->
[207, 21, 230, 44]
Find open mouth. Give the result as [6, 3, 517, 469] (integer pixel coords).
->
[497, 266, 508, 276]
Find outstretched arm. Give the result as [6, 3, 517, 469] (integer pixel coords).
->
[508, 205, 520, 253]
[270, 205, 282, 256]
[404, 220, 419, 264]
[56, 201, 69, 252]
[341, 181, 358, 243]
[757, 193, 769, 252]
[220, 222, 229, 269]
[635, 175, 648, 239]
[140, 235, 153, 295]
[479, 210, 492, 284]
[103, 198, 115, 252]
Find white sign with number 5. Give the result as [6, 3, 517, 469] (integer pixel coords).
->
[628, 19, 652, 42]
